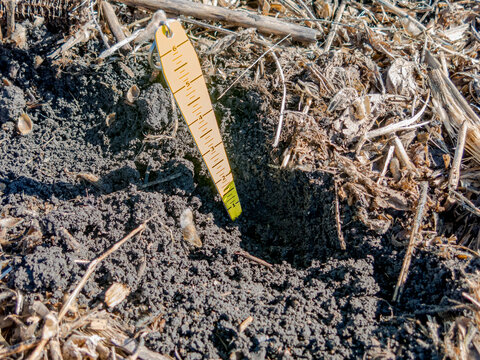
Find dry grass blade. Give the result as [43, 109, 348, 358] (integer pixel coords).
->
[393, 181, 429, 302]
[217, 34, 290, 100]
[235, 250, 273, 269]
[364, 93, 430, 141]
[427, 51, 480, 164]
[449, 121, 468, 191]
[334, 178, 346, 250]
[0, 338, 40, 358]
[271, 49, 286, 148]
[58, 217, 154, 322]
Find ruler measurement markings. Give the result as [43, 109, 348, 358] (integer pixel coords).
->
[188, 116, 201, 126]
[215, 175, 226, 185]
[174, 62, 187, 72]
[179, 72, 189, 80]
[155, 22, 241, 220]
[160, 49, 172, 58]
[202, 142, 222, 156]
[188, 97, 200, 107]
[160, 38, 188, 58]
[225, 197, 238, 205]
[190, 74, 202, 84]
[200, 129, 213, 139]
[202, 109, 213, 117]
[173, 85, 185, 95]
[227, 203, 240, 210]
[225, 194, 237, 203]
[212, 159, 223, 168]
[216, 169, 227, 178]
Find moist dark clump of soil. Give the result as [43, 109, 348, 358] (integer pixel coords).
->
[0, 22, 476, 359]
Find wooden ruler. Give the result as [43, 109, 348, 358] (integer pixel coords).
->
[154, 20, 242, 220]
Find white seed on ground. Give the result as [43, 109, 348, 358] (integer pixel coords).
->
[125, 84, 140, 105]
[180, 208, 202, 248]
[17, 113, 33, 135]
[105, 283, 130, 308]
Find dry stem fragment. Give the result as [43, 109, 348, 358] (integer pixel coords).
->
[334, 179, 346, 250]
[27, 310, 58, 360]
[235, 250, 273, 269]
[77, 172, 100, 183]
[133, 10, 168, 48]
[6, 0, 16, 37]
[393, 181, 429, 302]
[238, 316, 253, 333]
[106, 113, 116, 127]
[0, 338, 40, 358]
[393, 136, 415, 172]
[58, 217, 153, 322]
[48, 21, 96, 59]
[270, 48, 286, 148]
[427, 51, 480, 163]
[389, 156, 401, 182]
[377, 145, 395, 184]
[102, 1, 132, 51]
[449, 121, 468, 191]
[323, 0, 346, 53]
[116, 0, 318, 42]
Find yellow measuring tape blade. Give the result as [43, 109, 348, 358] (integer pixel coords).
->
[154, 21, 242, 220]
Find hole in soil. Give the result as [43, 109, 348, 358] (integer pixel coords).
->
[217, 90, 339, 268]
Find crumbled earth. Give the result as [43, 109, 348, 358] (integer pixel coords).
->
[0, 22, 476, 359]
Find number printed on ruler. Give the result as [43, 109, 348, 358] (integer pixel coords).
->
[154, 21, 242, 220]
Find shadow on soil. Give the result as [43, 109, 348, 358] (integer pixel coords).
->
[212, 87, 467, 357]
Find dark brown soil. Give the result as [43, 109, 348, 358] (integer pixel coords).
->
[0, 22, 476, 359]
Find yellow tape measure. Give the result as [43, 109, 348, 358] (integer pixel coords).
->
[153, 20, 242, 221]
